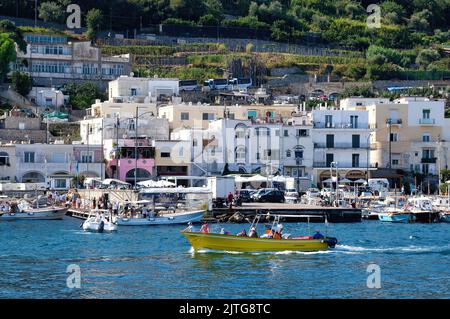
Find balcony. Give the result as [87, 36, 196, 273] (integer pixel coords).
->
[313, 122, 369, 129]
[421, 157, 437, 164]
[313, 162, 377, 168]
[419, 118, 436, 125]
[386, 118, 402, 126]
[314, 143, 371, 149]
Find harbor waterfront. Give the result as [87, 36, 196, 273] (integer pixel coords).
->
[0, 217, 449, 299]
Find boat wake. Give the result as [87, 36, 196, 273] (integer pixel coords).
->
[335, 244, 450, 255]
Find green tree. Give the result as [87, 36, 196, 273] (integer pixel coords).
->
[408, 9, 431, 31]
[66, 82, 106, 110]
[86, 9, 103, 42]
[38, 1, 68, 24]
[198, 14, 219, 26]
[11, 71, 32, 96]
[0, 33, 16, 82]
[416, 49, 441, 70]
[170, 0, 207, 21]
[0, 19, 27, 53]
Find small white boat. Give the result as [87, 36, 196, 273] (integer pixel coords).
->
[82, 209, 118, 232]
[0, 201, 67, 221]
[114, 210, 205, 226]
[439, 212, 450, 223]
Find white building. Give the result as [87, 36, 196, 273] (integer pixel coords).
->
[28, 87, 68, 109]
[311, 105, 372, 184]
[108, 76, 179, 102]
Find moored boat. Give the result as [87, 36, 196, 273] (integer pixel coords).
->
[0, 200, 67, 221]
[439, 212, 450, 223]
[115, 209, 205, 226]
[378, 210, 412, 223]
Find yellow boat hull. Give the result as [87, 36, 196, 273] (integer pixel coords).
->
[182, 232, 330, 252]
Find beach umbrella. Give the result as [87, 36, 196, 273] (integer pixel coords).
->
[354, 179, 367, 184]
[322, 178, 333, 184]
[339, 178, 352, 184]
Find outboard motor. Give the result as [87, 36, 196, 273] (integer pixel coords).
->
[324, 237, 338, 248]
[98, 220, 105, 233]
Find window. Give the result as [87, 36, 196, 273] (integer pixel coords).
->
[352, 154, 360, 167]
[326, 134, 334, 148]
[54, 179, 67, 189]
[422, 134, 430, 142]
[235, 130, 245, 138]
[350, 115, 358, 128]
[202, 113, 215, 120]
[392, 159, 399, 165]
[284, 130, 289, 137]
[180, 112, 189, 120]
[286, 150, 291, 158]
[274, 129, 280, 137]
[161, 152, 171, 158]
[422, 149, 435, 159]
[131, 88, 137, 96]
[127, 119, 135, 130]
[235, 147, 246, 160]
[352, 135, 360, 148]
[193, 139, 198, 147]
[294, 150, 303, 159]
[297, 129, 308, 137]
[0, 152, 10, 166]
[24, 152, 35, 163]
[325, 115, 333, 127]
[422, 109, 430, 119]
[326, 154, 334, 167]
[390, 133, 398, 142]
[81, 151, 93, 163]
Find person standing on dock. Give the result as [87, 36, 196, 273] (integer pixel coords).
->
[227, 192, 234, 209]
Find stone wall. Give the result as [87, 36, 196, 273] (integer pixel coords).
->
[0, 129, 47, 143]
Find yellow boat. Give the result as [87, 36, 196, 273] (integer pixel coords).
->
[182, 231, 337, 252]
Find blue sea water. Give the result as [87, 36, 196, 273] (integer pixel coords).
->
[0, 217, 449, 299]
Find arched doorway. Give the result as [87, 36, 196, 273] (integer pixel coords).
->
[125, 168, 151, 184]
[22, 171, 45, 183]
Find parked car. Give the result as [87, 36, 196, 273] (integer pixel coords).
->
[238, 189, 257, 202]
[320, 188, 333, 197]
[253, 189, 285, 203]
[250, 188, 277, 201]
[306, 188, 320, 198]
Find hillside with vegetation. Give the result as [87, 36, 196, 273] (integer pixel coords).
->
[2, 1, 450, 84]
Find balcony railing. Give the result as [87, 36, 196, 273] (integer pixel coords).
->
[313, 122, 369, 129]
[314, 143, 371, 149]
[419, 118, 436, 125]
[421, 157, 437, 164]
[313, 162, 377, 168]
[386, 118, 402, 125]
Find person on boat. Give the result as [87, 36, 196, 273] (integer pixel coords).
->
[248, 226, 258, 238]
[236, 229, 247, 237]
[200, 223, 209, 233]
[220, 228, 231, 235]
[312, 231, 324, 239]
[184, 222, 194, 232]
[273, 224, 283, 239]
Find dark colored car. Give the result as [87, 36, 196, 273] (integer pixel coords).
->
[254, 189, 285, 203]
[239, 189, 257, 202]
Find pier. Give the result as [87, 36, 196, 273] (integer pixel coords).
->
[211, 203, 362, 223]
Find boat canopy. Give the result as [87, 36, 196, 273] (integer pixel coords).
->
[137, 180, 176, 187]
[139, 187, 212, 194]
[102, 178, 131, 185]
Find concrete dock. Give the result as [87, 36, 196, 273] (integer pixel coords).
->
[212, 203, 362, 223]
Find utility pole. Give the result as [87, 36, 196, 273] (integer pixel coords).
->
[437, 135, 442, 195]
[135, 107, 139, 187]
[386, 118, 392, 169]
[116, 115, 119, 179]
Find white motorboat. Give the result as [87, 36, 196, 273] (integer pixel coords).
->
[82, 209, 118, 232]
[114, 209, 205, 226]
[0, 200, 67, 220]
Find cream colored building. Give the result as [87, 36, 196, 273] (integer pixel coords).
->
[108, 76, 179, 102]
[342, 97, 447, 176]
[158, 102, 299, 130]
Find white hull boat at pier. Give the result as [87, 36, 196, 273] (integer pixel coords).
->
[0, 206, 67, 221]
[114, 210, 205, 226]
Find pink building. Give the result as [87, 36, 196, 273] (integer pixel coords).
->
[107, 138, 155, 184]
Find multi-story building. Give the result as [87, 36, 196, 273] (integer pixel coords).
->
[158, 102, 299, 130]
[0, 142, 104, 189]
[342, 97, 449, 177]
[154, 140, 190, 178]
[171, 115, 314, 182]
[311, 105, 373, 184]
[12, 33, 131, 88]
